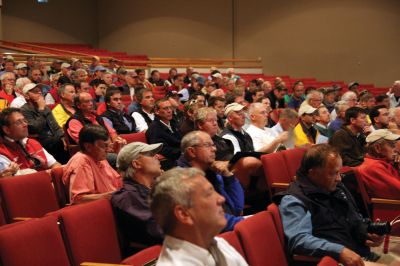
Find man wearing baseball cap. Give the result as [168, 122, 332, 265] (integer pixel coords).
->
[357, 129, 400, 199]
[111, 142, 164, 248]
[293, 104, 319, 148]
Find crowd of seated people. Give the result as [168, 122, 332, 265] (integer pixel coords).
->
[0, 54, 399, 265]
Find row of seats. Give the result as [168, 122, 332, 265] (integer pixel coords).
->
[0, 198, 339, 266]
[261, 149, 400, 224]
[0, 132, 149, 225]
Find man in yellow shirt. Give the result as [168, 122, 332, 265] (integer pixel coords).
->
[52, 83, 76, 128]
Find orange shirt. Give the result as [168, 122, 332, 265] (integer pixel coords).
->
[62, 152, 122, 204]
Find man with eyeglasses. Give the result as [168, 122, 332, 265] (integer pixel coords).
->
[0, 108, 61, 175]
[0, 72, 16, 104]
[146, 98, 182, 170]
[21, 83, 69, 164]
[63, 125, 121, 204]
[177, 130, 244, 232]
[111, 142, 164, 249]
[357, 129, 400, 200]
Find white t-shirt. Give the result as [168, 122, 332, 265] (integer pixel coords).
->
[156, 235, 248, 266]
[246, 124, 277, 151]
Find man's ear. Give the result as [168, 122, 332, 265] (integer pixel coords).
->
[186, 147, 196, 159]
[174, 205, 194, 226]
[2, 125, 10, 136]
[131, 159, 141, 169]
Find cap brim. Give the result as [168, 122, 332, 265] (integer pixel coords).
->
[141, 143, 163, 155]
[385, 134, 400, 141]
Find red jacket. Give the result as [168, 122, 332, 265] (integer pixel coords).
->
[0, 137, 48, 170]
[358, 155, 400, 200]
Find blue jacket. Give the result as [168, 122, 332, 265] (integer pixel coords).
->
[177, 155, 244, 231]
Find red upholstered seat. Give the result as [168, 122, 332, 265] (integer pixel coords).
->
[261, 151, 291, 200]
[0, 171, 59, 223]
[120, 131, 147, 144]
[121, 245, 161, 265]
[281, 147, 307, 180]
[58, 199, 122, 265]
[219, 231, 245, 258]
[0, 215, 70, 266]
[318, 256, 339, 266]
[234, 211, 288, 266]
[266, 203, 284, 246]
[50, 166, 69, 207]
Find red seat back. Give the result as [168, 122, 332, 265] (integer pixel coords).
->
[0, 171, 59, 223]
[281, 148, 307, 180]
[219, 231, 245, 257]
[267, 203, 284, 246]
[120, 131, 147, 144]
[234, 211, 288, 266]
[261, 152, 291, 199]
[0, 216, 70, 266]
[50, 167, 69, 207]
[59, 199, 122, 265]
[121, 245, 161, 266]
[318, 256, 339, 266]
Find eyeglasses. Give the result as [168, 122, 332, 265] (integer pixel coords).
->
[12, 119, 28, 126]
[192, 142, 216, 149]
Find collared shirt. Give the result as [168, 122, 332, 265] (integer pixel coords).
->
[279, 195, 345, 260]
[9, 95, 26, 108]
[62, 152, 122, 204]
[156, 235, 248, 266]
[52, 103, 73, 128]
[131, 110, 155, 132]
[111, 178, 163, 246]
[67, 114, 117, 144]
[387, 92, 400, 108]
[246, 124, 278, 151]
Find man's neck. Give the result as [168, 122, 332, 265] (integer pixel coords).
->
[61, 99, 73, 108]
[190, 160, 208, 172]
[142, 106, 153, 114]
[170, 227, 214, 250]
[159, 118, 171, 125]
[132, 173, 154, 189]
[251, 121, 264, 130]
[346, 124, 361, 135]
[229, 123, 242, 131]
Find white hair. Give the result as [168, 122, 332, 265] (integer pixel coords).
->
[15, 77, 31, 89]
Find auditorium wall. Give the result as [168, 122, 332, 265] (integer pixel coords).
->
[1, 0, 400, 86]
[1, 0, 97, 45]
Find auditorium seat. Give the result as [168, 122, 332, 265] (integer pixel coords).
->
[234, 211, 288, 266]
[120, 131, 147, 144]
[281, 147, 307, 180]
[261, 151, 291, 200]
[219, 231, 245, 257]
[0, 171, 60, 223]
[317, 256, 339, 266]
[58, 199, 123, 265]
[50, 166, 69, 207]
[0, 216, 71, 266]
[266, 203, 284, 246]
[121, 245, 161, 266]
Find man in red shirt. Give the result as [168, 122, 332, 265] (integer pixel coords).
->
[358, 129, 400, 199]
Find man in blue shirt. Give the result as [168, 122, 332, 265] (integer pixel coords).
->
[275, 144, 383, 265]
[177, 130, 244, 232]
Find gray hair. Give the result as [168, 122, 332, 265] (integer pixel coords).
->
[180, 130, 205, 154]
[334, 100, 349, 113]
[248, 102, 264, 115]
[150, 167, 205, 234]
[57, 83, 74, 97]
[194, 107, 216, 125]
[306, 90, 323, 101]
[0, 72, 15, 81]
[341, 91, 357, 103]
[15, 77, 31, 90]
